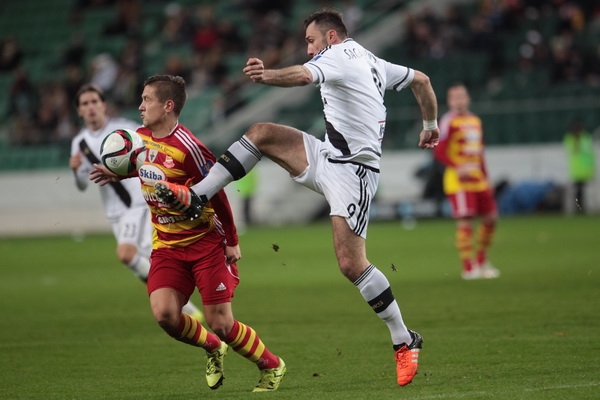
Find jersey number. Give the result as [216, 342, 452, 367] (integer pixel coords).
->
[371, 68, 384, 97]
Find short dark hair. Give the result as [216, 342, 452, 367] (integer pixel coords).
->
[75, 83, 105, 107]
[143, 75, 187, 117]
[304, 8, 348, 38]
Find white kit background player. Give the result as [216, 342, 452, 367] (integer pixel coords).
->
[69, 83, 203, 321]
[153, 8, 439, 386]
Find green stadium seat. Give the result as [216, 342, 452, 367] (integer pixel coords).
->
[1, 0, 600, 171]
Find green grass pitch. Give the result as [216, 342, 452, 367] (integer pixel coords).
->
[1, 214, 598, 399]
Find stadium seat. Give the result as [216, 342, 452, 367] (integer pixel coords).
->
[1, 0, 600, 170]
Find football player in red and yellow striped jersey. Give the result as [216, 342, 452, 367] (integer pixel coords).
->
[434, 83, 499, 280]
[91, 75, 285, 391]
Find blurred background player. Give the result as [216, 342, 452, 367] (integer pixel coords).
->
[91, 75, 285, 392]
[563, 120, 596, 213]
[434, 83, 500, 280]
[69, 83, 203, 320]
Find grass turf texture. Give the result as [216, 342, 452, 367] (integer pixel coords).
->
[1, 214, 598, 399]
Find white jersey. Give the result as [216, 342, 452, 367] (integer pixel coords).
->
[303, 38, 414, 170]
[70, 117, 146, 222]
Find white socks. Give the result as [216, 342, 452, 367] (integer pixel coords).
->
[127, 254, 151, 281]
[354, 264, 412, 346]
[191, 135, 262, 200]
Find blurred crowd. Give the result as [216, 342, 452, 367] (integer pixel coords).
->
[2, 0, 145, 147]
[401, 0, 600, 90]
[1, 0, 599, 148]
[1, 0, 320, 147]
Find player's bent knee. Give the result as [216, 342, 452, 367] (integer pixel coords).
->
[116, 244, 136, 265]
[155, 312, 180, 336]
[150, 302, 180, 334]
[246, 122, 272, 144]
[211, 326, 229, 340]
[205, 318, 231, 339]
[247, 122, 292, 145]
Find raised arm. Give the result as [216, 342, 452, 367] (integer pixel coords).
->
[243, 58, 313, 87]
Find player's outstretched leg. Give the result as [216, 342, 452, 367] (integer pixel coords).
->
[154, 181, 207, 220]
[187, 134, 263, 203]
[394, 330, 423, 386]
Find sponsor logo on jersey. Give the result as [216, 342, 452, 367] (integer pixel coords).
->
[138, 165, 165, 185]
[141, 185, 160, 203]
[156, 214, 190, 224]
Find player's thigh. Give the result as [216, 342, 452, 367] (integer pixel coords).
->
[187, 234, 240, 306]
[149, 287, 187, 318]
[247, 122, 308, 177]
[148, 247, 196, 300]
[320, 161, 379, 238]
[477, 189, 498, 218]
[449, 191, 477, 218]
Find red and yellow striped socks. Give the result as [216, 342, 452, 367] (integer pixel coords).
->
[476, 221, 495, 265]
[225, 320, 279, 370]
[174, 313, 221, 352]
[456, 225, 474, 271]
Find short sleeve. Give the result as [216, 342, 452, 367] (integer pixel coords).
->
[383, 60, 414, 91]
[304, 47, 344, 84]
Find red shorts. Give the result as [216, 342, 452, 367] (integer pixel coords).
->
[448, 188, 497, 218]
[147, 232, 239, 305]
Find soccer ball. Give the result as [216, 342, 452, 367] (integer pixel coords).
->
[100, 129, 146, 176]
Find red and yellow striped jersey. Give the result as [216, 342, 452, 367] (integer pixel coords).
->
[136, 124, 237, 249]
[434, 111, 490, 195]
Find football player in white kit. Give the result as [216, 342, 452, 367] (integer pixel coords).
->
[154, 8, 439, 385]
[69, 83, 203, 321]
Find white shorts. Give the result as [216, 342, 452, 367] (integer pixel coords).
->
[292, 132, 379, 238]
[111, 206, 152, 258]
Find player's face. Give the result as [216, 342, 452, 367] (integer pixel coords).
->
[447, 86, 470, 114]
[305, 21, 330, 58]
[139, 85, 166, 129]
[77, 91, 106, 129]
